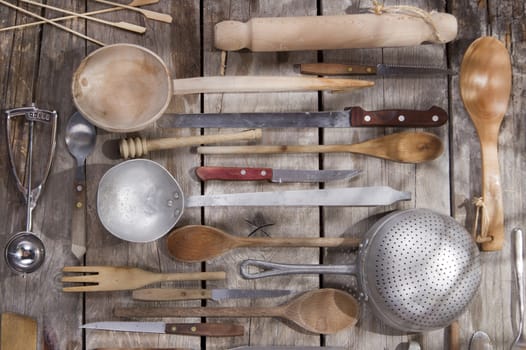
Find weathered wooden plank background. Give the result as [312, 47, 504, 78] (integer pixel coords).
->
[0, 0, 524, 349]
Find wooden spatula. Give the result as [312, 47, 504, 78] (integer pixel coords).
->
[1, 313, 37, 350]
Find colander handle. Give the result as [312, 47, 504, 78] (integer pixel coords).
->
[240, 259, 356, 279]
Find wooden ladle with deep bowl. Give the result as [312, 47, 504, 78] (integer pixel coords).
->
[460, 36, 512, 251]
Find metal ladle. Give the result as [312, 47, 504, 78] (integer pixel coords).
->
[4, 105, 57, 274]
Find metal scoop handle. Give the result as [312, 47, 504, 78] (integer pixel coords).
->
[240, 259, 356, 279]
[5, 104, 58, 209]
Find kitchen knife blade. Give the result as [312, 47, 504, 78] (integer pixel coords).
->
[195, 166, 361, 183]
[185, 186, 410, 207]
[81, 321, 244, 337]
[158, 106, 447, 129]
[229, 347, 346, 350]
[132, 288, 291, 301]
[298, 63, 456, 76]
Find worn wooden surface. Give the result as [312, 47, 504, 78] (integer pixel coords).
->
[0, 0, 524, 349]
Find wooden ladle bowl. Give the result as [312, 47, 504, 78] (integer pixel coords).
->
[460, 36, 512, 250]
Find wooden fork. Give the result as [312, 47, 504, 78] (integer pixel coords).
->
[61, 266, 226, 292]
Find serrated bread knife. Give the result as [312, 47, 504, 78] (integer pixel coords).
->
[157, 106, 447, 129]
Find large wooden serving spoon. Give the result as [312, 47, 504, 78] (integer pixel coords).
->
[166, 225, 360, 262]
[114, 288, 359, 334]
[459, 36, 512, 251]
[197, 131, 443, 164]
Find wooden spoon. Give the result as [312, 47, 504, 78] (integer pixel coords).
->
[166, 225, 360, 262]
[197, 131, 444, 164]
[459, 36, 512, 251]
[114, 288, 359, 334]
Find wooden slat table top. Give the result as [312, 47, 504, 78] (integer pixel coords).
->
[0, 1, 524, 349]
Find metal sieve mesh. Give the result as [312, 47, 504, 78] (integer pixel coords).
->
[362, 209, 481, 331]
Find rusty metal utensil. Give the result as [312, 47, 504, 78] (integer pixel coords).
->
[4, 105, 57, 274]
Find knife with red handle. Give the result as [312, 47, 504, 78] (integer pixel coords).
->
[195, 167, 361, 183]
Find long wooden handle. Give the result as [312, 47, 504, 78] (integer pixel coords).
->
[172, 76, 373, 94]
[479, 141, 504, 251]
[119, 129, 262, 159]
[132, 288, 213, 301]
[157, 271, 227, 282]
[197, 144, 362, 155]
[237, 236, 360, 248]
[95, 0, 173, 23]
[214, 13, 458, 51]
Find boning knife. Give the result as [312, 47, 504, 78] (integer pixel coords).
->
[132, 287, 291, 301]
[158, 106, 447, 129]
[195, 166, 361, 183]
[81, 321, 244, 337]
[298, 63, 456, 76]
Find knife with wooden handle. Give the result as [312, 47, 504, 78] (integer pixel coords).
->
[299, 63, 455, 76]
[214, 13, 457, 51]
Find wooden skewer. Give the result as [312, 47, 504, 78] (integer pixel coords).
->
[17, 0, 146, 34]
[0, 0, 105, 46]
[0, 0, 158, 33]
[94, 0, 173, 23]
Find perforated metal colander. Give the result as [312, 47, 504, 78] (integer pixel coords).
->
[240, 208, 481, 332]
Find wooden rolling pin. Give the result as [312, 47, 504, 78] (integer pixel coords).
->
[214, 12, 457, 51]
[119, 129, 262, 159]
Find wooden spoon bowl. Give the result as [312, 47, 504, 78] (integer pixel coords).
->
[460, 36, 512, 251]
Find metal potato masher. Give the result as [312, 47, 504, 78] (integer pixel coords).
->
[4, 104, 57, 274]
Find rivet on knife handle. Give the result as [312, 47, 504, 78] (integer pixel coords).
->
[348, 106, 447, 127]
[165, 323, 244, 337]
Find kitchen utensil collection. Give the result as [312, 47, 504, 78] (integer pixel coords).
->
[132, 288, 291, 301]
[96, 159, 410, 243]
[240, 209, 481, 332]
[65, 112, 97, 260]
[158, 106, 448, 128]
[82, 321, 244, 336]
[4, 105, 57, 274]
[298, 63, 455, 76]
[197, 131, 444, 164]
[115, 288, 359, 334]
[166, 225, 360, 262]
[61, 266, 226, 292]
[119, 129, 262, 159]
[72, 44, 373, 132]
[459, 36, 512, 251]
[194, 166, 361, 183]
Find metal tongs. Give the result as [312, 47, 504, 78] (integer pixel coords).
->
[4, 104, 57, 273]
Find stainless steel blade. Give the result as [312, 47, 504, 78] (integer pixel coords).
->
[229, 347, 346, 350]
[185, 186, 410, 207]
[158, 111, 351, 128]
[210, 288, 291, 301]
[272, 169, 361, 183]
[81, 321, 165, 333]
[376, 64, 456, 76]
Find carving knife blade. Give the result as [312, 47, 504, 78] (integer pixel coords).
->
[185, 186, 411, 207]
[132, 287, 291, 301]
[195, 166, 361, 183]
[298, 63, 456, 76]
[157, 106, 447, 129]
[81, 321, 244, 337]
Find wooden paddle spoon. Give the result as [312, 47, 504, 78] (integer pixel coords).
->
[114, 288, 359, 334]
[197, 131, 444, 164]
[459, 36, 512, 251]
[166, 225, 360, 262]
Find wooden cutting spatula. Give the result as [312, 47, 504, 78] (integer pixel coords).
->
[1, 313, 37, 350]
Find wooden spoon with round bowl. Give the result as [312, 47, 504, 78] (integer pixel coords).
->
[166, 225, 360, 262]
[460, 36, 512, 251]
